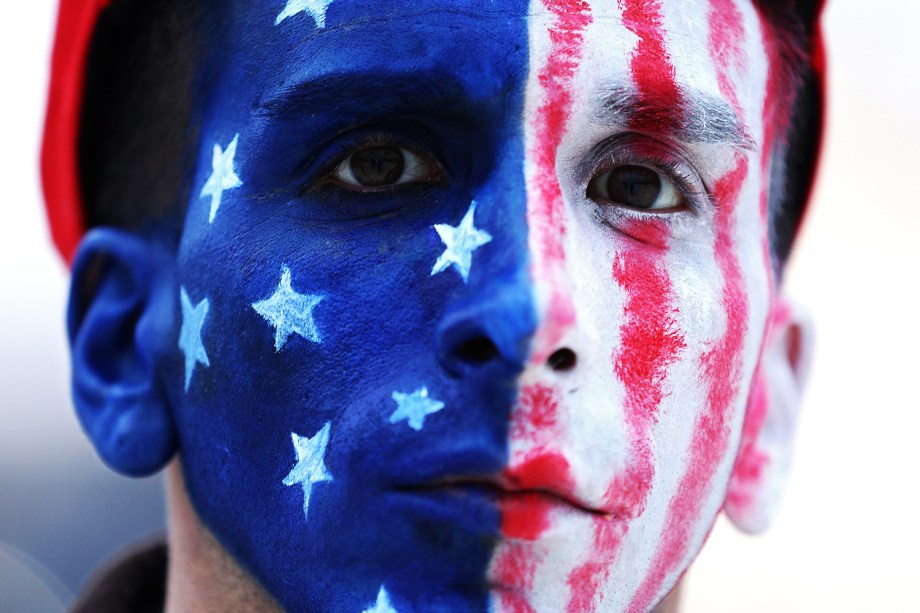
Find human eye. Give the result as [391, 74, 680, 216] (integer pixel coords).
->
[587, 163, 686, 211]
[583, 136, 705, 216]
[322, 139, 444, 192]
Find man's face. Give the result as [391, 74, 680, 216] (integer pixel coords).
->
[168, 0, 778, 610]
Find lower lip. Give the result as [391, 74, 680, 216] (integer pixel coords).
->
[500, 490, 563, 540]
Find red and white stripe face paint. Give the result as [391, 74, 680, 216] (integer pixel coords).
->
[490, 0, 776, 610]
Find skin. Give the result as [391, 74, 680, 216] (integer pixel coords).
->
[70, 0, 811, 611]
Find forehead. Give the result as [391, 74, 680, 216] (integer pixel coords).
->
[208, 0, 768, 115]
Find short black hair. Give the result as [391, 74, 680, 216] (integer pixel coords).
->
[78, 0, 201, 238]
[77, 0, 823, 268]
[754, 0, 824, 266]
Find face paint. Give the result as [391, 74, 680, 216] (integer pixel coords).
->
[491, 0, 775, 611]
[160, 0, 779, 610]
[173, 2, 533, 611]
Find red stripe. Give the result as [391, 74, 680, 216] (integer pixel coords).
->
[628, 155, 750, 613]
[626, 5, 754, 608]
[527, 0, 592, 365]
[566, 232, 685, 613]
[504, 384, 573, 539]
[619, 0, 682, 134]
[564, 3, 686, 610]
[497, 384, 574, 612]
[723, 367, 769, 513]
[723, 9, 808, 525]
[491, 542, 539, 613]
[503, 3, 591, 603]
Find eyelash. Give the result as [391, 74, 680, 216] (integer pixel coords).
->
[298, 127, 708, 230]
[303, 127, 444, 194]
[583, 138, 709, 214]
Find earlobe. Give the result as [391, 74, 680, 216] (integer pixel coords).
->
[68, 228, 178, 477]
[724, 298, 815, 534]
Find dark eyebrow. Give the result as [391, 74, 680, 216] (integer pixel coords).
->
[595, 84, 757, 151]
[257, 72, 471, 122]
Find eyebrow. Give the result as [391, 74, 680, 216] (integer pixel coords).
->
[257, 72, 472, 122]
[259, 73, 756, 152]
[594, 84, 757, 151]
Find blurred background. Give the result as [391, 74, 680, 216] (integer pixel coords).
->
[1, 2, 917, 611]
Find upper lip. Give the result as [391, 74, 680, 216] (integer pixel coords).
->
[395, 473, 610, 517]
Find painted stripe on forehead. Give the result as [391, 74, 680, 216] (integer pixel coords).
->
[619, 0, 683, 134]
[627, 4, 754, 608]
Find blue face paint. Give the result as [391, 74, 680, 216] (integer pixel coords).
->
[168, 1, 534, 610]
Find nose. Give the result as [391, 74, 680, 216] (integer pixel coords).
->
[436, 271, 581, 378]
[545, 347, 577, 372]
[436, 269, 537, 378]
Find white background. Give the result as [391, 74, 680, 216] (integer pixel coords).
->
[1, 1, 917, 610]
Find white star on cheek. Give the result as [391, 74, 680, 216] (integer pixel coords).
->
[389, 387, 445, 431]
[252, 265, 324, 352]
[282, 422, 333, 520]
[431, 201, 493, 283]
[362, 586, 398, 613]
[275, 0, 334, 27]
[199, 134, 243, 223]
[178, 287, 210, 392]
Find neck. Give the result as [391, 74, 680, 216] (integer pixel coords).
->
[163, 462, 283, 613]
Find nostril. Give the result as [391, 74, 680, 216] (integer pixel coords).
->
[454, 337, 500, 365]
[547, 348, 577, 372]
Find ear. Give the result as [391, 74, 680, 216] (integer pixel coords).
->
[724, 298, 815, 534]
[68, 227, 178, 477]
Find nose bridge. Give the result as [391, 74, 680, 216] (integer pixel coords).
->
[435, 129, 538, 378]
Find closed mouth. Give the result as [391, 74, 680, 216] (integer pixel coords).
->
[394, 477, 610, 518]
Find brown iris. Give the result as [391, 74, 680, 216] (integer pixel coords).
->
[349, 145, 405, 187]
[606, 165, 662, 209]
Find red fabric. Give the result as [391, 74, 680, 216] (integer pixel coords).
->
[41, 0, 111, 265]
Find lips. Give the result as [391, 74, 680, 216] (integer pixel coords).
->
[395, 466, 608, 520]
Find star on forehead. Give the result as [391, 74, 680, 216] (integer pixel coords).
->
[252, 265, 324, 351]
[275, 0, 334, 27]
[200, 134, 243, 223]
[178, 287, 210, 392]
[389, 387, 445, 431]
[282, 421, 333, 520]
[362, 586, 398, 613]
[431, 201, 492, 283]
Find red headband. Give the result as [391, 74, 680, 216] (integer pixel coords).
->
[41, 0, 825, 265]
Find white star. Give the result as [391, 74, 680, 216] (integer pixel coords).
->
[275, 0, 334, 27]
[252, 265, 324, 351]
[389, 387, 445, 431]
[178, 287, 210, 392]
[431, 201, 492, 283]
[363, 586, 398, 613]
[282, 421, 333, 519]
[200, 134, 243, 223]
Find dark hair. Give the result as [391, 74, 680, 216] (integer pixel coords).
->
[77, 0, 823, 267]
[754, 0, 824, 267]
[78, 0, 200, 237]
